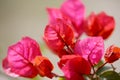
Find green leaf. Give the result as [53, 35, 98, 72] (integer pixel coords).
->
[58, 77, 65, 80]
[96, 66, 111, 75]
[100, 71, 120, 80]
[95, 60, 104, 68]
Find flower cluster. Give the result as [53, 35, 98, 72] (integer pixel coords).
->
[2, 0, 120, 80]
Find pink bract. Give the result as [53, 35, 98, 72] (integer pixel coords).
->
[58, 55, 91, 80]
[61, 0, 85, 38]
[46, 0, 85, 38]
[47, 8, 63, 24]
[74, 37, 104, 65]
[2, 37, 41, 78]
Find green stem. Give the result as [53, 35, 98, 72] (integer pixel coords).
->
[96, 62, 107, 73]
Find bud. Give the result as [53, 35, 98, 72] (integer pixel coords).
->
[33, 56, 54, 78]
[104, 45, 120, 63]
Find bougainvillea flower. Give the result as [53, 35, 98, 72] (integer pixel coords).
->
[43, 19, 74, 57]
[61, 0, 85, 38]
[84, 12, 115, 39]
[58, 55, 91, 80]
[104, 45, 120, 63]
[2, 37, 54, 78]
[74, 37, 104, 65]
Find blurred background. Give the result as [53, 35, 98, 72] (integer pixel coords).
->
[0, 0, 120, 80]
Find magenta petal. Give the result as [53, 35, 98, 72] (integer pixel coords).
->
[9, 37, 42, 63]
[47, 8, 63, 24]
[61, 0, 85, 37]
[61, 0, 85, 25]
[74, 37, 104, 64]
[2, 37, 42, 78]
[2, 58, 19, 77]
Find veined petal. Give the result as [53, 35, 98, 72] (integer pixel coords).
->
[74, 37, 104, 65]
[2, 58, 19, 77]
[44, 19, 74, 57]
[61, 0, 85, 38]
[2, 37, 42, 78]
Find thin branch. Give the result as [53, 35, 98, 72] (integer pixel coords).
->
[96, 62, 107, 73]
